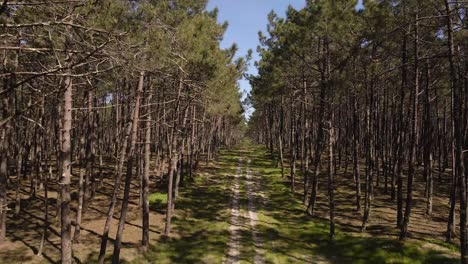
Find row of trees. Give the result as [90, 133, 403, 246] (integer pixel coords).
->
[0, 0, 245, 263]
[248, 0, 467, 262]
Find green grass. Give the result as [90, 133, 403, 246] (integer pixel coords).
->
[427, 239, 460, 254]
[136, 140, 459, 264]
[245, 141, 459, 264]
[148, 192, 168, 204]
[133, 147, 245, 263]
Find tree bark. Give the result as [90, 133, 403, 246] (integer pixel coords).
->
[112, 71, 144, 263]
[60, 72, 73, 264]
[142, 82, 153, 250]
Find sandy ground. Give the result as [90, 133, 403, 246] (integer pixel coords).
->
[225, 158, 243, 264]
[245, 159, 264, 264]
[225, 158, 264, 264]
[0, 164, 166, 263]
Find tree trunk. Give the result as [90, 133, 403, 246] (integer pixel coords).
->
[424, 60, 433, 216]
[328, 109, 336, 240]
[444, 0, 466, 261]
[112, 71, 144, 263]
[60, 73, 73, 264]
[164, 76, 184, 236]
[352, 94, 361, 212]
[98, 83, 136, 264]
[142, 84, 153, 250]
[400, 14, 419, 240]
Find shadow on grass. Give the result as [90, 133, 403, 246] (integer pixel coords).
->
[135, 149, 246, 263]
[136, 141, 459, 264]
[245, 141, 459, 264]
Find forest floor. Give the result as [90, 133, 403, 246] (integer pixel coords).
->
[0, 157, 167, 263]
[0, 141, 462, 263]
[136, 141, 460, 264]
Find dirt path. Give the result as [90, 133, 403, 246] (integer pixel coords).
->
[245, 159, 264, 264]
[225, 157, 264, 264]
[1, 143, 460, 264]
[225, 159, 243, 264]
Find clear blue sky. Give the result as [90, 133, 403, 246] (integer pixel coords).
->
[206, 0, 364, 117]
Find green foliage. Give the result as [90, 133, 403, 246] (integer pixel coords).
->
[248, 0, 456, 129]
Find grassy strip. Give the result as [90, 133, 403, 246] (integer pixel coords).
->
[134, 148, 242, 263]
[136, 141, 459, 263]
[246, 142, 458, 264]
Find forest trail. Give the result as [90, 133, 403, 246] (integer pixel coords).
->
[136, 141, 459, 264]
[225, 159, 243, 263]
[226, 158, 264, 264]
[3, 2, 467, 263]
[245, 159, 265, 264]
[0, 141, 460, 264]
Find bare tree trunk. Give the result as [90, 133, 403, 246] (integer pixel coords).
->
[73, 110, 87, 243]
[164, 76, 184, 236]
[142, 83, 153, 250]
[0, 79, 10, 244]
[362, 78, 374, 232]
[279, 95, 285, 178]
[173, 105, 190, 202]
[328, 109, 336, 240]
[98, 84, 135, 264]
[444, 1, 466, 261]
[396, 26, 408, 229]
[60, 72, 73, 264]
[14, 142, 23, 216]
[400, 14, 419, 240]
[352, 94, 361, 212]
[307, 87, 325, 215]
[290, 97, 296, 193]
[112, 71, 144, 263]
[424, 60, 433, 216]
[37, 149, 51, 256]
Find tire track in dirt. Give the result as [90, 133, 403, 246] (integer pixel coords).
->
[225, 156, 264, 264]
[225, 158, 243, 264]
[245, 159, 264, 264]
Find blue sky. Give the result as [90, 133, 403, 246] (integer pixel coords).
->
[206, 0, 364, 117]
